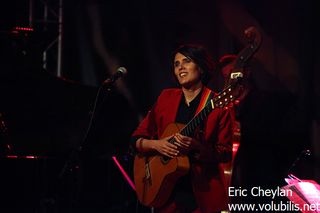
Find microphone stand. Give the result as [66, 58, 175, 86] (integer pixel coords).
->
[58, 81, 114, 179]
[56, 79, 117, 211]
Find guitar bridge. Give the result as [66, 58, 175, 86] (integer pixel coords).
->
[143, 162, 152, 185]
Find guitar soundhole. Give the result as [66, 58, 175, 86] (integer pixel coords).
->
[160, 156, 170, 164]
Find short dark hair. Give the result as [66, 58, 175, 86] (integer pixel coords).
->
[172, 44, 215, 85]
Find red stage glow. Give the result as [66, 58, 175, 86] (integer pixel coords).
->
[13, 26, 34, 32]
[10, 26, 34, 35]
[6, 155, 18, 159]
[112, 156, 136, 191]
[5, 155, 40, 159]
[233, 142, 240, 153]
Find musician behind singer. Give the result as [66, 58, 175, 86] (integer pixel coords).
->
[130, 44, 233, 213]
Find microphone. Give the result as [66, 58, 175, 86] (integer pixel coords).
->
[103, 67, 128, 86]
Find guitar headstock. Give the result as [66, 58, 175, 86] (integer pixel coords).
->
[211, 79, 242, 109]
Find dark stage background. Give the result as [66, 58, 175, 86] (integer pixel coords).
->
[0, 0, 319, 212]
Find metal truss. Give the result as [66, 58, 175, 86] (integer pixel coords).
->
[28, 0, 63, 77]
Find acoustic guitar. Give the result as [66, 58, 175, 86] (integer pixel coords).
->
[134, 26, 262, 208]
[133, 80, 241, 208]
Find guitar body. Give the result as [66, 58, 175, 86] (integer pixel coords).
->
[133, 123, 190, 208]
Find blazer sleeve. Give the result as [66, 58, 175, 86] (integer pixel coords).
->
[130, 102, 159, 154]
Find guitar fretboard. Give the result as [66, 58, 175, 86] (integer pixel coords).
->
[180, 104, 212, 137]
[167, 101, 213, 144]
[169, 82, 238, 145]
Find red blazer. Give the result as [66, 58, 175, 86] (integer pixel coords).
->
[132, 86, 233, 212]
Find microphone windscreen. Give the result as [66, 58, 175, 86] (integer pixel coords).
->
[117, 67, 128, 76]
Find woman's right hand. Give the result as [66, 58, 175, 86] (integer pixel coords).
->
[154, 136, 179, 158]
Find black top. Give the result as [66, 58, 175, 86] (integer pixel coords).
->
[175, 89, 203, 124]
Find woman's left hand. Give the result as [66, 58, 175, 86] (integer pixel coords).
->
[173, 133, 200, 154]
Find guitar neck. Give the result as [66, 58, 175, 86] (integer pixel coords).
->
[180, 104, 213, 137]
[179, 82, 236, 138]
[167, 105, 212, 144]
[167, 81, 237, 145]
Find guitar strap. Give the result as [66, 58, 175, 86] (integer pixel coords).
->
[195, 87, 214, 115]
[194, 87, 214, 143]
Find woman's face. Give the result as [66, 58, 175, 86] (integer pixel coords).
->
[174, 52, 202, 88]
